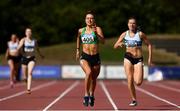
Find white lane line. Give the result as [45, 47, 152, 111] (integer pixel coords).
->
[43, 81, 79, 111]
[146, 82, 180, 93]
[0, 81, 57, 102]
[122, 81, 180, 109]
[99, 81, 118, 111]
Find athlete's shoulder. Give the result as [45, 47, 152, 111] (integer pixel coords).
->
[78, 28, 83, 32]
[138, 31, 146, 38]
[19, 37, 26, 43]
[7, 41, 11, 44]
[123, 31, 127, 35]
[78, 27, 86, 34]
[121, 31, 127, 37]
[96, 26, 102, 31]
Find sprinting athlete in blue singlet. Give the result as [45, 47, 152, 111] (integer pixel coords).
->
[17, 28, 43, 94]
[114, 17, 153, 106]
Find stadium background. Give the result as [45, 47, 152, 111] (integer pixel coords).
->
[0, 0, 180, 80]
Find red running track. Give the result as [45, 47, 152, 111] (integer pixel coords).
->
[0, 79, 179, 110]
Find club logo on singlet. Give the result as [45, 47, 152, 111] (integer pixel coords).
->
[125, 40, 139, 47]
[24, 40, 35, 52]
[124, 31, 142, 47]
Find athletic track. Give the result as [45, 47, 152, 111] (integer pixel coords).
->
[0, 79, 179, 110]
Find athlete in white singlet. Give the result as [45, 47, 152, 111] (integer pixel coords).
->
[5, 34, 20, 88]
[17, 28, 44, 94]
[114, 17, 153, 106]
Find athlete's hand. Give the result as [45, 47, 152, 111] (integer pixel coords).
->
[118, 42, 124, 48]
[76, 50, 80, 61]
[92, 23, 97, 33]
[148, 59, 154, 66]
[114, 42, 124, 49]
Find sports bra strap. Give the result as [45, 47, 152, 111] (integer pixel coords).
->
[81, 27, 86, 35]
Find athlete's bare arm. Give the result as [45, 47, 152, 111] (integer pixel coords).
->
[5, 43, 9, 59]
[17, 38, 25, 51]
[96, 27, 105, 44]
[140, 32, 152, 66]
[35, 40, 44, 59]
[114, 32, 126, 49]
[76, 28, 82, 61]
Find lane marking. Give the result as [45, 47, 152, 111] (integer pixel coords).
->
[146, 82, 180, 93]
[122, 81, 180, 109]
[0, 81, 57, 102]
[43, 81, 79, 111]
[99, 81, 118, 111]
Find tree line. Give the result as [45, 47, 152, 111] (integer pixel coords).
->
[1, 0, 180, 54]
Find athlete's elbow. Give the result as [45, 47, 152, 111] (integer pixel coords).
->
[113, 44, 118, 49]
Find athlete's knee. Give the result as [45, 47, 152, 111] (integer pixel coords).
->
[127, 75, 133, 83]
[135, 80, 143, 86]
[86, 70, 92, 77]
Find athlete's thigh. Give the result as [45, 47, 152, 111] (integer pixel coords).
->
[134, 62, 143, 83]
[80, 59, 91, 75]
[21, 64, 27, 75]
[124, 58, 133, 78]
[8, 60, 14, 69]
[27, 61, 36, 74]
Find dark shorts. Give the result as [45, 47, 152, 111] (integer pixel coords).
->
[124, 53, 143, 65]
[21, 56, 36, 65]
[80, 52, 101, 66]
[7, 55, 20, 63]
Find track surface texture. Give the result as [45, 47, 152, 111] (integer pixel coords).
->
[0, 79, 179, 111]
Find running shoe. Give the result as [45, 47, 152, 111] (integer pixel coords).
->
[129, 100, 137, 106]
[27, 89, 31, 94]
[89, 96, 95, 107]
[83, 96, 89, 106]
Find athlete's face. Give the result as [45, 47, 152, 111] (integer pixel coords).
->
[11, 34, 17, 42]
[128, 19, 137, 31]
[25, 28, 32, 38]
[85, 14, 95, 26]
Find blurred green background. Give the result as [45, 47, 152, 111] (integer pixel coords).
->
[0, 0, 180, 65]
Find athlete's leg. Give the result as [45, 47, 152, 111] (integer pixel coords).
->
[80, 59, 92, 106]
[14, 62, 19, 82]
[80, 60, 92, 96]
[134, 62, 144, 86]
[88, 65, 100, 107]
[21, 64, 27, 82]
[8, 60, 15, 87]
[27, 61, 35, 93]
[124, 59, 136, 100]
[90, 65, 100, 96]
